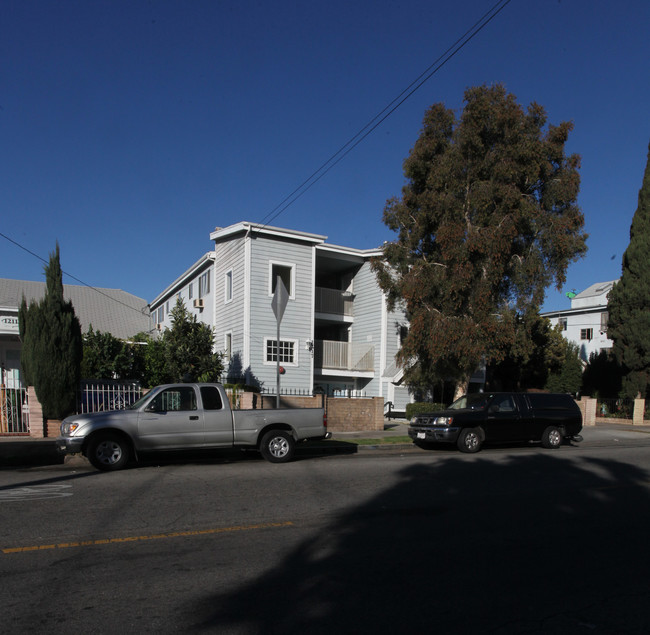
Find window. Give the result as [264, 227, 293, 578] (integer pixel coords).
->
[225, 270, 233, 303]
[149, 387, 197, 412]
[580, 328, 593, 341]
[269, 261, 294, 297]
[600, 311, 608, 332]
[188, 283, 193, 300]
[199, 271, 210, 298]
[200, 386, 223, 411]
[559, 318, 567, 331]
[157, 306, 164, 323]
[265, 338, 297, 365]
[224, 332, 232, 360]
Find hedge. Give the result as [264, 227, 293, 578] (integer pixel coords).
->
[405, 402, 447, 420]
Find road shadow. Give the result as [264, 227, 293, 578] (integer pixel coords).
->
[188, 452, 650, 634]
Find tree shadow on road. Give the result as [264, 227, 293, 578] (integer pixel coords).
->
[188, 452, 650, 634]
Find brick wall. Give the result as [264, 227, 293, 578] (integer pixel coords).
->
[27, 386, 45, 438]
[326, 397, 384, 432]
[237, 392, 384, 432]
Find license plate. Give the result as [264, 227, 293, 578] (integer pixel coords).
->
[417, 432, 426, 439]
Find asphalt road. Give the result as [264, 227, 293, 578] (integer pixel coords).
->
[2, 434, 650, 634]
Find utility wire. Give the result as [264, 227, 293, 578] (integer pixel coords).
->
[2, 0, 512, 320]
[254, 0, 513, 232]
[0, 231, 150, 316]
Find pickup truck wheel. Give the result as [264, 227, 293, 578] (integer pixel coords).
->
[542, 426, 562, 449]
[260, 430, 295, 463]
[87, 434, 130, 471]
[457, 428, 482, 453]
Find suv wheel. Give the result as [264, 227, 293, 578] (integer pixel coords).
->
[457, 427, 482, 453]
[542, 426, 563, 449]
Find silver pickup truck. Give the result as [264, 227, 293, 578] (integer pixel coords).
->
[56, 383, 329, 470]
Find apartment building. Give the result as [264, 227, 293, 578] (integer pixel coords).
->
[149, 222, 411, 407]
[541, 280, 617, 361]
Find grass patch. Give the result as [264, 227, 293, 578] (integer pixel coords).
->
[351, 436, 412, 445]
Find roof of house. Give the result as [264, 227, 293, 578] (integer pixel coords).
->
[572, 280, 617, 301]
[0, 278, 151, 340]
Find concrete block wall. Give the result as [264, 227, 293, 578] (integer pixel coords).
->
[326, 397, 384, 432]
[238, 392, 384, 432]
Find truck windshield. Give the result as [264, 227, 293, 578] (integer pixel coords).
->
[448, 393, 489, 411]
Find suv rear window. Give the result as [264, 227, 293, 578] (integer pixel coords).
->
[526, 393, 575, 410]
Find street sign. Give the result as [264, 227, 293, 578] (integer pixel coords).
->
[271, 276, 289, 407]
[271, 277, 289, 322]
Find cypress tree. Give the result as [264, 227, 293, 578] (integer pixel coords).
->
[607, 141, 650, 399]
[19, 244, 83, 419]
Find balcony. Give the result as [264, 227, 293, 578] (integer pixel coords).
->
[315, 287, 354, 319]
[315, 340, 374, 374]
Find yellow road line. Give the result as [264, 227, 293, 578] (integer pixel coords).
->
[2, 521, 294, 554]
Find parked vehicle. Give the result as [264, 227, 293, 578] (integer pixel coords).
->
[408, 392, 583, 453]
[57, 383, 329, 470]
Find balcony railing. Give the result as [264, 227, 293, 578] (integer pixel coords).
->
[315, 287, 354, 317]
[315, 340, 374, 372]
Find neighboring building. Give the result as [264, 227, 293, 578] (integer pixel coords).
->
[541, 280, 617, 361]
[150, 222, 413, 408]
[0, 278, 152, 388]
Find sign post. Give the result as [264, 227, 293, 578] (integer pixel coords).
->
[271, 276, 289, 408]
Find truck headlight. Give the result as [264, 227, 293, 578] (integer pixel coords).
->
[62, 421, 80, 435]
[434, 416, 453, 426]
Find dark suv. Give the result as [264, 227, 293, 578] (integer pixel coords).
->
[408, 392, 583, 453]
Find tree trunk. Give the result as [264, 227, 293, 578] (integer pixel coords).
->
[453, 377, 469, 401]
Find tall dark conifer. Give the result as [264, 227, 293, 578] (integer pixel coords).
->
[19, 244, 83, 419]
[607, 141, 650, 399]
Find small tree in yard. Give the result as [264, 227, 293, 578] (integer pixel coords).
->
[164, 297, 223, 382]
[544, 341, 582, 396]
[373, 85, 587, 398]
[607, 141, 650, 399]
[19, 244, 83, 420]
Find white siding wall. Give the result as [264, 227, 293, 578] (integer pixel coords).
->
[248, 235, 315, 390]
[548, 311, 612, 362]
[152, 264, 215, 334]
[214, 237, 246, 377]
[349, 261, 384, 395]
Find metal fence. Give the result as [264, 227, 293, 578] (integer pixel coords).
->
[0, 386, 29, 434]
[596, 397, 635, 419]
[1, 368, 29, 434]
[78, 381, 143, 414]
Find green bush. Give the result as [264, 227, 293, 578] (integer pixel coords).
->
[406, 402, 447, 420]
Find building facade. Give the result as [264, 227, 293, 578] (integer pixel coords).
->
[541, 280, 617, 362]
[150, 222, 412, 408]
[0, 278, 152, 389]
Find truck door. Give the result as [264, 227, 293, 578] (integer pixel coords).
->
[200, 385, 234, 446]
[138, 386, 205, 449]
[485, 394, 524, 442]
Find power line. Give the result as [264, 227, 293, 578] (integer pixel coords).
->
[0, 231, 150, 316]
[254, 0, 513, 232]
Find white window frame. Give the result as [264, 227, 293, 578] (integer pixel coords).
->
[224, 331, 233, 360]
[268, 260, 296, 299]
[263, 337, 299, 367]
[225, 269, 233, 304]
[199, 271, 210, 298]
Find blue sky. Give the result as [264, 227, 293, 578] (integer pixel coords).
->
[1, 0, 648, 313]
